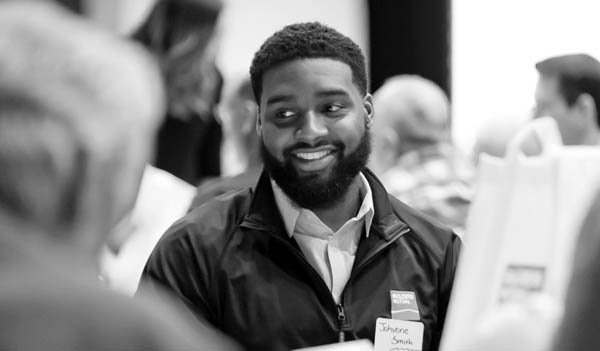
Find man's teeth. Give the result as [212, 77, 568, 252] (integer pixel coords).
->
[296, 150, 331, 160]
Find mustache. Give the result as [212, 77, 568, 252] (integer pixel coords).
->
[282, 140, 345, 157]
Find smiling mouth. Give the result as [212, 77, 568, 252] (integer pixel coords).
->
[295, 150, 334, 160]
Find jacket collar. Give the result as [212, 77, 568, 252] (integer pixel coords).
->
[240, 168, 409, 242]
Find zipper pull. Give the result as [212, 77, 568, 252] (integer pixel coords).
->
[337, 304, 346, 343]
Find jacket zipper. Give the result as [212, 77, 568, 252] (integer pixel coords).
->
[242, 222, 410, 342]
[337, 304, 347, 342]
[335, 226, 412, 340]
[257, 230, 351, 342]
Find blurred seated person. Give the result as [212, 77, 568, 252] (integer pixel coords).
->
[0, 1, 239, 349]
[369, 75, 473, 234]
[189, 75, 261, 210]
[534, 53, 600, 146]
[132, 0, 224, 184]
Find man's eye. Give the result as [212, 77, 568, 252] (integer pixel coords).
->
[324, 104, 344, 114]
[276, 110, 296, 119]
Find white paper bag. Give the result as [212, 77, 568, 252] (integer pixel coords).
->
[441, 117, 600, 350]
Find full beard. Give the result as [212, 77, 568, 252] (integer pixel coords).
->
[261, 130, 371, 210]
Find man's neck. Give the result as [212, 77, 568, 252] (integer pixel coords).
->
[310, 176, 363, 232]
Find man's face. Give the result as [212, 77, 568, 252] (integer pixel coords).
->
[258, 58, 373, 209]
[534, 75, 587, 145]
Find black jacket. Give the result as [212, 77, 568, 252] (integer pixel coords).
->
[138, 169, 461, 351]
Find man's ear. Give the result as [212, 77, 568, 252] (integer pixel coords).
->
[255, 107, 263, 137]
[574, 93, 598, 128]
[363, 93, 374, 128]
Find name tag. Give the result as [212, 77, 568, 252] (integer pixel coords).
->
[374, 318, 423, 351]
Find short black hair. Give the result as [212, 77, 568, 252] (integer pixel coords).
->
[536, 53, 600, 126]
[249, 22, 368, 103]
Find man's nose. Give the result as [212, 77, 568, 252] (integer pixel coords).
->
[296, 111, 328, 140]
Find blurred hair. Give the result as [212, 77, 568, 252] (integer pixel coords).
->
[536, 53, 600, 127]
[250, 22, 368, 103]
[0, 94, 79, 228]
[374, 74, 450, 145]
[0, 1, 164, 233]
[132, 0, 222, 119]
[131, 0, 221, 55]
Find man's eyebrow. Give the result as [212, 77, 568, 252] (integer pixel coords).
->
[266, 94, 295, 106]
[265, 89, 351, 106]
[316, 89, 351, 98]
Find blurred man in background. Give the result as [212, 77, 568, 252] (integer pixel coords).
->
[369, 75, 473, 234]
[535, 56, 600, 351]
[534, 53, 600, 146]
[0, 1, 239, 349]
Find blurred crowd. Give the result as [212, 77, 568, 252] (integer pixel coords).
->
[2, 0, 600, 350]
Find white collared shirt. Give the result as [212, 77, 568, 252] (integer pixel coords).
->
[271, 173, 374, 303]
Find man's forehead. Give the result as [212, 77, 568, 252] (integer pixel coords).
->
[261, 59, 357, 98]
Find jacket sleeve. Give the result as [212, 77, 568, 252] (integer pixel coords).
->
[432, 232, 462, 350]
[135, 222, 218, 327]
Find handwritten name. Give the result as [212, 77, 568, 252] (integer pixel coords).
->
[392, 336, 414, 345]
[378, 322, 409, 334]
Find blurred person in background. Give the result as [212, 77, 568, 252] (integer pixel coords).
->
[534, 53, 600, 146]
[101, 0, 228, 295]
[138, 22, 460, 351]
[189, 75, 262, 210]
[218, 75, 261, 177]
[0, 1, 240, 349]
[538, 55, 600, 344]
[132, 0, 224, 184]
[369, 74, 473, 234]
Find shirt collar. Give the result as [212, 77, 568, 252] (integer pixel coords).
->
[270, 172, 374, 238]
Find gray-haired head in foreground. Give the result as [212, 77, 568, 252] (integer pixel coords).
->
[0, 0, 164, 254]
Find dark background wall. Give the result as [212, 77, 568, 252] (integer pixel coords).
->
[368, 0, 451, 98]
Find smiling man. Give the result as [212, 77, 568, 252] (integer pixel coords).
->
[138, 22, 461, 351]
